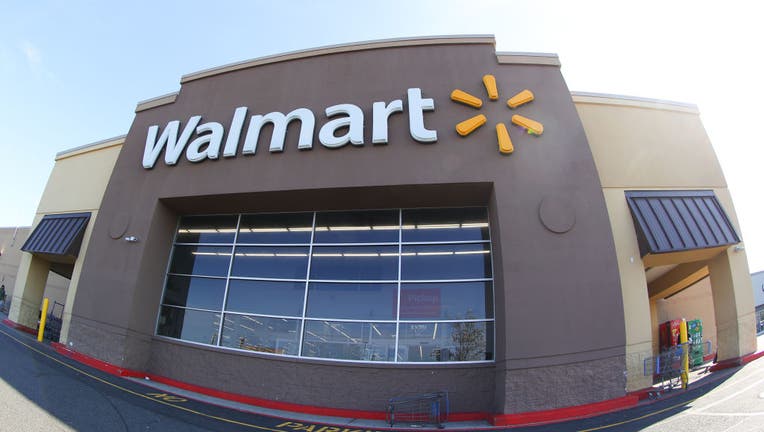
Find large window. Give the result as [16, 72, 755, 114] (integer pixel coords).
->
[156, 208, 494, 363]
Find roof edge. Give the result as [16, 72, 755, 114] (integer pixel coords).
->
[56, 135, 126, 160]
[135, 92, 180, 112]
[571, 91, 699, 114]
[181, 35, 496, 84]
[496, 51, 560, 66]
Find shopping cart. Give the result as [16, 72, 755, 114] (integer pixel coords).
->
[386, 391, 449, 428]
[644, 343, 687, 399]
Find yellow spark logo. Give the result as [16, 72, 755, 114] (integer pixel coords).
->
[451, 75, 544, 155]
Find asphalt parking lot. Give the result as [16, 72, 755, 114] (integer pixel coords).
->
[1, 323, 762, 432]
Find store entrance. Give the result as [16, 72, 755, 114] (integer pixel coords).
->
[647, 264, 716, 373]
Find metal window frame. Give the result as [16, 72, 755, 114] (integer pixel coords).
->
[156, 208, 497, 365]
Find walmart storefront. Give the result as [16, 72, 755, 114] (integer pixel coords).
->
[9, 36, 756, 421]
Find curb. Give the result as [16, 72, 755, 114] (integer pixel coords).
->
[0, 317, 750, 430]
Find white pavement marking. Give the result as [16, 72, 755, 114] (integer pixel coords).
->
[689, 412, 764, 417]
[689, 374, 764, 413]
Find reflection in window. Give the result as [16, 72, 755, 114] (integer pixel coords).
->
[162, 275, 226, 310]
[231, 246, 309, 279]
[402, 208, 489, 243]
[169, 245, 233, 277]
[238, 213, 313, 244]
[310, 245, 398, 281]
[226, 279, 305, 317]
[176, 215, 238, 244]
[401, 243, 492, 280]
[158, 208, 494, 364]
[302, 321, 396, 361]
[157, 306, 220, 345]
[400, 281, 493, 320]
[306, 282, 397, 320]
[314, 210, 399, 244]
[398, 322, 493, 362]
[220, 314, 300, 355]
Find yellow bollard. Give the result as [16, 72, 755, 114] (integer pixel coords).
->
[37, 297, 49, 342]
[680, 318, 689, 389]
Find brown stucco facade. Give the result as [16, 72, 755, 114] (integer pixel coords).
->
[62, 38, 626, 414]
[10, 36, 755, 419]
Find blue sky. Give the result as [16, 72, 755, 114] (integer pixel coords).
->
[1, 0, 762, 272]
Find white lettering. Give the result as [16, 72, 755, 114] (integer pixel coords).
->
[407, 88, 437, 143]
[222, 107, 248, 157]
[371, 100, 403, 144]
[242, 108, 315, 154]
[142, 87, 443, 169]
[319, 104, 364, 148]
[142, 116, 202, 168]
[186, 122, 224, 163]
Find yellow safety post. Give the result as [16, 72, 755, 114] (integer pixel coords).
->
[37, 297, 49, 342]
[680, 318, 689, 389]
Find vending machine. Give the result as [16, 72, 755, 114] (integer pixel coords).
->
[659, 319, 682, 352]
[687, 319, 704, 367]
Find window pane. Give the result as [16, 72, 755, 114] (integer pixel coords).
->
[220, 314, 300, 355]
[402, 208, 489, 242]
[398, 321, 493, 362]
[400, 282, 493, 320]
[306, 283, 397, 320]
[226, 279, 305, 317]
[157, 306, 221, 345]
[169, 245, 232, 277]
[176, 215, 238, 244]
[162, 275, 226, 310]
[401, 243, 492, 280]
[314, 210, 399, 243]
[160, 209, 496, 364]
[237, 213, 313, 244]
[231, 246, 309, 279]
[310, 246, 398, 280]
[302, 321, 396, 361]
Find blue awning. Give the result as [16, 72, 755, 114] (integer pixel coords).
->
[625, 190, 739, 257]
[21, 212, 91, 258]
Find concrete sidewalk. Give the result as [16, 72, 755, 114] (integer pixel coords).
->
[3, 309, 763, 431]
[126, 334, 764, 431]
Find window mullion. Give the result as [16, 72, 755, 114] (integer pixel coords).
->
[395, 209, 402, 363]
[216, 214, 241, 346]
[298, 212, 317, 357]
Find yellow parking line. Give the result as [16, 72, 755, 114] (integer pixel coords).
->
[0, 326, 720, 432]
[0, 329, 284, 432]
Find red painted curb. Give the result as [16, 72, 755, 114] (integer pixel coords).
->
[709, 350, 764, 372]
[143, 372, 389, 420]
[742, 350, 764, 365]
[51, 342, 145, 378]
[50, 342, 389, 420]
[489, 395, 639, 427]
[628, 387, 653, 401]
[2, 318, 38, 336]
[48, 340, 653, 427]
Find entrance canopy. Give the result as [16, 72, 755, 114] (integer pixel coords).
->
[21, 212, 91, 263]
[625, 190, 739, 267]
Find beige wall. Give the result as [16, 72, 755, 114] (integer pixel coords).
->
[38, 140, 123, 215]
[656, 277, 717, 353]
[573, 95, 726, 189]
[575, 93, 754, 390]
[0, 227, 26, 297]
[0, 227, 71, 310]
[10, 138, 122, 337]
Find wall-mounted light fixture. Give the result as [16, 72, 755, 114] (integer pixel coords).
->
[124, 236, 139, 243]
[733, 245, 745, 252]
